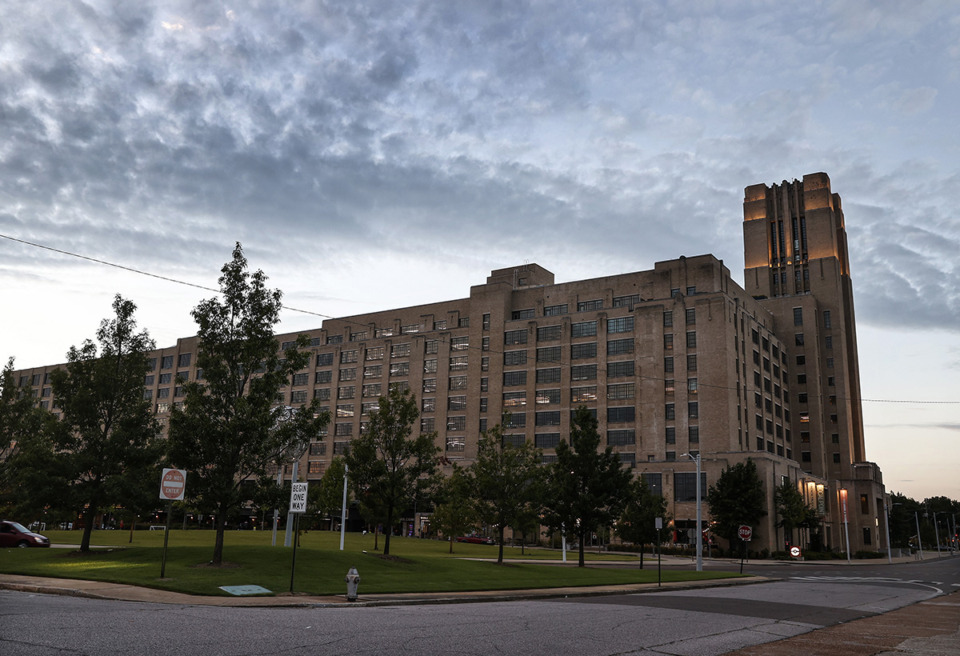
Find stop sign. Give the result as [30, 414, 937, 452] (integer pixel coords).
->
[159, 468, 187, 501]
[738, 524, 752, 541]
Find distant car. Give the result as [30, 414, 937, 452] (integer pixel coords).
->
[0, 520, 51, 548]
[455, 535, 496, 545]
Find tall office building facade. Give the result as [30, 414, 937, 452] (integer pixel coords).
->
[10, 173, 887, 554]
[744, 172, 886, 553]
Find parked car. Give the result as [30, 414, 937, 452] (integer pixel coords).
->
[0, 520, 51, 548]
[455, 535, 496, 545]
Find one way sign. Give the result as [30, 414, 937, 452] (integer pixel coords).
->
[289, 482, 309, 513]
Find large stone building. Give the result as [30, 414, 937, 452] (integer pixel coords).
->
[12, 172, 887, 555]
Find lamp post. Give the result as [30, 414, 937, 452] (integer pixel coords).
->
[682, 452, 702, 572]
[339, 464, 348, 551]
[883, 497, 892, 563]
[932, 511, 941, 558]
[914, 511, 924, 560]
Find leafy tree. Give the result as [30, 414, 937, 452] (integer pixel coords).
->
[47, 295, 164, 552]
[0, 358, 59, 519]
[311, 457, 349, 530]
[167, 244, 329, 565]
[543, 406, 633, 567]
[707, 459, 766, 546]
[774, 480, 819, 549]
[345, 386, 439, 556]
[616, 476, 668, 568]
[471, 422, 543, 564]
[430, 465, 476, 553]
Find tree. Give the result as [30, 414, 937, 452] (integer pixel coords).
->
[345, 386, 439, 556]
[0, 358, 59, 518]
[167, 244, 329, 565]
[311, 457, 349, 530]
[707, 459, 767, 546]
[471, 422, 543, 564]
[774, 480, 818, 549]
[47, 295, 164, 552]
[543, 406, 633, 567]
[616, 476, 668, 568]
[430, 465, 476, 553]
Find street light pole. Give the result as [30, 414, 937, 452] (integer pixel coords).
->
[339, 464, 348, 551]
[932, 511, 941, 558]
[683, 452, 702, 572]
[883, 497, 892, 563]
[914, 511, 924, 560]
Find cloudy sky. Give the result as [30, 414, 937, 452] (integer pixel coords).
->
[2, 1, 957, 502]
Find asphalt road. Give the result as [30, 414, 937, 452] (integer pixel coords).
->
[1, 557, 957, 655]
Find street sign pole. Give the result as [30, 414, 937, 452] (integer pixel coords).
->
[737, 524, 752, 574]
[160, 500, 172, 578]
[288, 482, 309, 593]
[655, 517, 663, 587]
[158, 469, 186, 579]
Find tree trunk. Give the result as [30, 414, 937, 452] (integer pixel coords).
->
[448, 536, 453, 554]
[578, 531, 586, 567]
[212, 511, 226, 565]
[497, 526, 505, 564]
[80, 512, 94, 552]
[383, 506, 394, 556]
[639, 544, 645, 569]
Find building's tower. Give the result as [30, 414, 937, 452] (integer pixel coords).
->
[743, 172, 884, 553]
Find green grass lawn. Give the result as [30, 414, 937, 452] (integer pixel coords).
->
[0, 529, 738, 597]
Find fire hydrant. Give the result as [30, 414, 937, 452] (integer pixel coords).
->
[345, 567, 360, 602]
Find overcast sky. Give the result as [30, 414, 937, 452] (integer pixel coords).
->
[2, 1, 957, 502]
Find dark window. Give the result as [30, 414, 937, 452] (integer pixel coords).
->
[503, 371, 527, 387]
[674, 473, 707, 502]
[571, 342, 597, 359]
[512, 309, 535, 320]
[607, 361, 634, 378]
[571, 321, 598, 338]
[504, 329, 528, 345]
[536, 368, 561, 384]
[608, 406, 635, 423]
[537, 325, 562, 341]
[607, 429, 635, 445]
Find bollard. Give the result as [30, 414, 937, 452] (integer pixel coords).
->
[345, 566, 360, 601]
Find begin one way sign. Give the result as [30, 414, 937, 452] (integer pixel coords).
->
[289, 482, 309, 513]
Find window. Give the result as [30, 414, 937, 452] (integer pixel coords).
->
[160, 373, 172, 384]
[833, 453, 841, 463]
[608, 429, 635, 446]
[362, 384, 381, 398]
[687, 354, 697, 371]
[642, 473, 663, 496]
[685, 308, 696, 325]
[571, 386, 597, 403]
[338, 386, 355, 399]
[309, 442, 327, 456]
[536, 389, 560, 404]
[537, 325, 562, 341]
[688, 402, 699, 418]
[608, 406, 635, 423]
[504, 350, 527, 366]
[449, 376, 468, 390]
[144, 375, 155, 386]
[316, 370, 332, 384]
[146, 358, 157, 370]
[391, 343, 411, 358]
[422, 398, 435, 413]
[160, 356, 174, 369]
[503, 371, 527, 387]
[607, 316, 634, 333]
[687, 378, 698, 394]
[688, 426, 699, 443]
[482, 313, 491, 330]
[665, 403, 675, 420]
[686, 331, 697, 348]
[504, 329, 527, 345]
[449, 356, 469, 371]
[314, 388, 331, 401]
[336, 404, 355, 418]
[333, 441, 350, 454]
[536, 368, 561, 384]
[571, 364, 597, 381]
[664, 357, 674, 373]
[544, 304, 568, 316]
[389, 362, 409, 377]
[793, 307, 803, 326]
[613, 294, 641, 308]
[479, 398, 487, 412]
[607, 361, 634, 378]
[536, 411, 561, 426]
[666, 427, 676, 444]
[450, 336, 469, 351]
[795, 334, 804, 347]
[365, 365, 383, 378]
[512, 309, 535, 320]
[317, 353, 334, 367]
[293, 373, 309, 386]
[663, 333, 673, 351]
[571, 342, 597, 359]
[823, 310, 831, 329]
[446, 436, 465, 452]
[446, 416, 466, 431]
[663, 311, 673, 327]
[535, 433, 561, 449]
[825, 335, 833, 349]
[423, 359, 439, 374]
[401, 324, 420, 335]
[481, 357, 489, 371]
[505, 413, 526, 428]
[178, 353, 191, 367]
[578, 299, 603, 312]
[607, 382, 635, 400]
[537, 346, 561, 362]
[482, 337, 490, 351]
[335, 423, 352, 437]
[503, 391, 526, 407]
[425, 340, 439, 355]
[674, 473, 707, 502]
[340, 367, 358, 381]
[459, 317, 469, 328]
[389, 381, 410, 394]
[571, 321, 597, 338]
[432, 320, 446, 331]
[607, 338, 634, 356]
[665, 451, 676, 461]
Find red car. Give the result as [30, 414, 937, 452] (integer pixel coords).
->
[0, 521, 51, 548]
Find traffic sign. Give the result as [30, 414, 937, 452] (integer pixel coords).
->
[738, 524, 752, 541]
[790, 546, 802, 558]
[159, 468, 187, 501]
[289, 482, 309, 513]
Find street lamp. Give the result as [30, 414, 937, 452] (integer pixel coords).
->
[682, 452, 702, 572]
[914, 511, 924, 560]
[882, 497, 892, 563]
